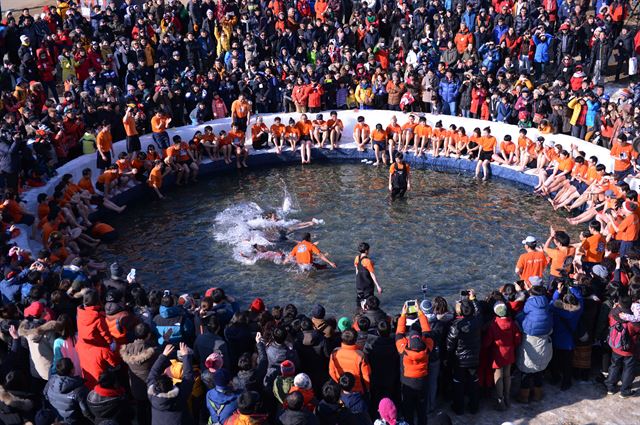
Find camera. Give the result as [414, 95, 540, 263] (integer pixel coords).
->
[421, 284, 428, 297]
[460, 290, 469, 297]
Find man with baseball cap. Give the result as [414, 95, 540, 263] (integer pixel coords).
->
[516, 236, 548, 289]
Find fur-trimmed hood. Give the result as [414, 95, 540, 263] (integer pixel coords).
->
[18, 319, 62, 341]
[552, 299, 581, 312]
[0, 385, 33, 412]
[120, 339, 158, 364]
[147, 384, 179, 399]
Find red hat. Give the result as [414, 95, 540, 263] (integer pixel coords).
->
[250, 298, 265, 313]
[24, 301, 45, 318]
[280, 360, 295, 377]
[559, 23, 570, 30]
[205, 287, 218, 298]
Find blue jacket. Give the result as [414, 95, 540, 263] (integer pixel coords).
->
[496, 102, 512, 122]
[550, 287, 583, 350]
[0, 276, 22, 305]
[493, 24, 509, 43]
[206, 387, 239, 425]
[153, 306, 195, 345]
[518, 295, 553, 336]
[462, 11, 476, 32]
[533, 34, 553, 63]
[478, 45, 501, 72]
[438, 78, 461, 103]
[586, 100, 600, 127]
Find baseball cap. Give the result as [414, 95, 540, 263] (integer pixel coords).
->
[529, 276, 544, 287]
[522, 236, 537, 245]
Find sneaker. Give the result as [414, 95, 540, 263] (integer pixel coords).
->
[607, 389, 616, 395]
[619, 390, 635, 399]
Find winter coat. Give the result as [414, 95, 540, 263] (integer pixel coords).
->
[147, 353, 195, 425]
[194, 330, 230, 370]
[105, 301, 138, 345]
[0, 138, 25, 174]
[0, 386, 34, 425]
[533, 34, 553, 63]
[232, 342, 267, 393]
[77, 305, 113, 347]
[87, 385, 131, 424]
[368, 334, 399, 393]
[438, 77, 460, 103]
[329, 344, 371, 394]
[608, 306, 640, 357]
[470, 87, 487, 115]
[205, 386, 239, 425]
[44, 374, 91, 425]
[516, 333, 553, 373]
[518, 295, 553, 336]
[120, 338, 160, 401]
[76, 306, 119, 389]
[483, 317, 522, 368]
[395, 312, 433, 390]
[420, 75, 437, 103]
[550, 288, 583, 350]
[425, 312, 454, 363]
[496, 102, 512, 122]
[459, 82, 472, 110]
[18, 319, 61, 380]
[585, 100, 600, 128]
[446, 311, 482, 368]
[315, 400, 359, 425]
[295, 330, 330, 393]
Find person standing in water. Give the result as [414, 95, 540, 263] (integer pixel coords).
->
[389, 152, 411, 201]
[354, 242, 383, 306]
[286, 233, 336, 269]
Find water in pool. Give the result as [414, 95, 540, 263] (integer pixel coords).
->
[98, 163, 569, 314]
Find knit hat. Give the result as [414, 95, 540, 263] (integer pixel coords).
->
[20, 35, 29, 44]
[378, 398, 397, 425]
[280, 360, 295, 377]
[250, 297, 265, 313]
[528, 276, 544, 287]
[408, 331, 426, 351]
[592, 264, 608, 279]
[493, 302, 508, 317]
[213, 369, 231, 388]
[337, 317, 352, 332]
[311, 304, 326, 319]
[420, 299, 433, 315]
[293, 373, 312, 390]
[205, 352, 223, 373]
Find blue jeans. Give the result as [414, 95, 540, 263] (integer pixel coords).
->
[442, 101, 457, 116]
[606, 352, 636, 394]
[425, 358, 440, 413]
[619, 240, 634, 258]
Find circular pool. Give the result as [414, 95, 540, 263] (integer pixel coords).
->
[98, 163, 568, 314]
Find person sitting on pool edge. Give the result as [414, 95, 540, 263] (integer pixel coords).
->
[388, 152, 410, 201]
[285, 232, 336, 270]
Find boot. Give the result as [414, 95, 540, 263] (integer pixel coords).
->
[532, 386, 543, 402]
[515, 388, 530, 404]
[495, 398, 507, 411]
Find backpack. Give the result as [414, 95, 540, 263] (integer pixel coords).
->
[608, 321, 632, 352]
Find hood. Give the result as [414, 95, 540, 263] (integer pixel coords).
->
[209, 387, 238, 404]
[159, 305, 183, 318]
[553, 299, 581, 312]
[49, 374, 85, 395]
[229, 413, 267, 425]
[494, 316, 514, 330]
[77, 305, 104, 330]
[0, 386, 33, 412]
[148, 383, 179, 402]
[120, 339, 157, 364]
[527, 295, 549, 309]
[18, 319, 61, 341]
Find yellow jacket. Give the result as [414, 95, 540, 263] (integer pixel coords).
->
[567, 97, 582, 126]
[354, 85, 373, 105]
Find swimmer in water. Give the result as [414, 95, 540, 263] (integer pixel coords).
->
[240, 243, 286, 264]
[259, 212, 320, 241]
[285, 233, 336, 269]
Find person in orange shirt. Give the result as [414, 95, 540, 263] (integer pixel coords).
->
[607, 201, 640, 257]
[165, 135, 199, 183]
[515, 236, 548, 289]
[77, 168, 126, 213]
[389, 152, 411, 201]
[296, 114, 314, 164]
[371, 124, 388, 165]
[327, 111, 344, 150]
[201, 125, 219, 161]
[314, 0, 329, 22]
[250, 116, 269, 150]
[230, 93, 252, 132]
[493, 134, 517, 166]
[536, 149, 574, 196]
[431, 121, 446, 157]
[610, 134, 638, 180]
[228, 123, 249, 168]
[386, 115, 402, 159]
[0, 192, 34, 226]
[442, 124, 457, 157]
[95, 165, 120, 198]
[270, 117, 286, 154]
[148, 160, 170, 199]
[413, 116, 432, 157]
[96, 123, 113, 171]
[579, 221, 605, 271]
[151, 110, 171, 149]
[400, 114, 418, 152]
[286, 233, 336, 269]
[543, 226, 576, 278]
[217, 130, 233, 164]
[353, 116, 371, 152]
[285, 118, 301, 153]
[548, 156, 589, 209]
[475, 127, 496, 180]
[311, 113, 329, 148]
[354, 242, 383, 302]
[122, 105, 141, 157]
[515, 129, 536, 171]
[449, 126, 468, 159]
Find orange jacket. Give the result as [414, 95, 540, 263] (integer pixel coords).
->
[328, 344, 371, 393]
[395, 311, 433, 387]
[454, 30, 474, 54]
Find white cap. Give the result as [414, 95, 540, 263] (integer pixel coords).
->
[529, 276, 544, 287]
[522, 236, 536, 245]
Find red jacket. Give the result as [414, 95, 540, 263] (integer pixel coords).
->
[395, 312, 434, 388]
[609, 308, 640, 357]
[307, 85, 323, 108]
[292, 84, 310, 105]
[482, 316, 522, 368]
[77, 305, 113, 347]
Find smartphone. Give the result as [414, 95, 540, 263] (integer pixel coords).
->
[405, 300, 417, 308]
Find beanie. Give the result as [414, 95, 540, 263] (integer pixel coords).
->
[493, 302, 508, 317]
[205, 352, 224, 373]
[311, 304, 326, 319]
[378, 398, 397, 425]
[213, 369, 231, 388]
[250, 298, 265, 313]
[337, 317, 352, 332]
[280, 360, 295, 377]
[293, 373, 312, 390]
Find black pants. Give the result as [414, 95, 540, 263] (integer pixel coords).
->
[401, 384, 426, 425]
[606, 352, 636, 394]
[551, 348, 573, 389]
[452, 365, 479, 414]
[520, 370, 543, 389]
[391, 187, 406, 201]
[135, 399, 152, 425]
[252, 133, 269, 150]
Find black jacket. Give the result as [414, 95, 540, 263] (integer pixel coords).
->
[147, 354, 195, 425]
[87, 385, 132, 424]
[315, 400, 359, 425]
[120, 338, 160, 401]
[278, 408, 320, 425]
[368, 335, 399, 392]
[0, 137, 24, 174]
[447, 313, 482, 368]
[0, 386, 34, 425]
[295, 330, 330, 393]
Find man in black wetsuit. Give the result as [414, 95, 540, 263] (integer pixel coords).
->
[388, 152, 411, 201]
[354, 242, 383, 307]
